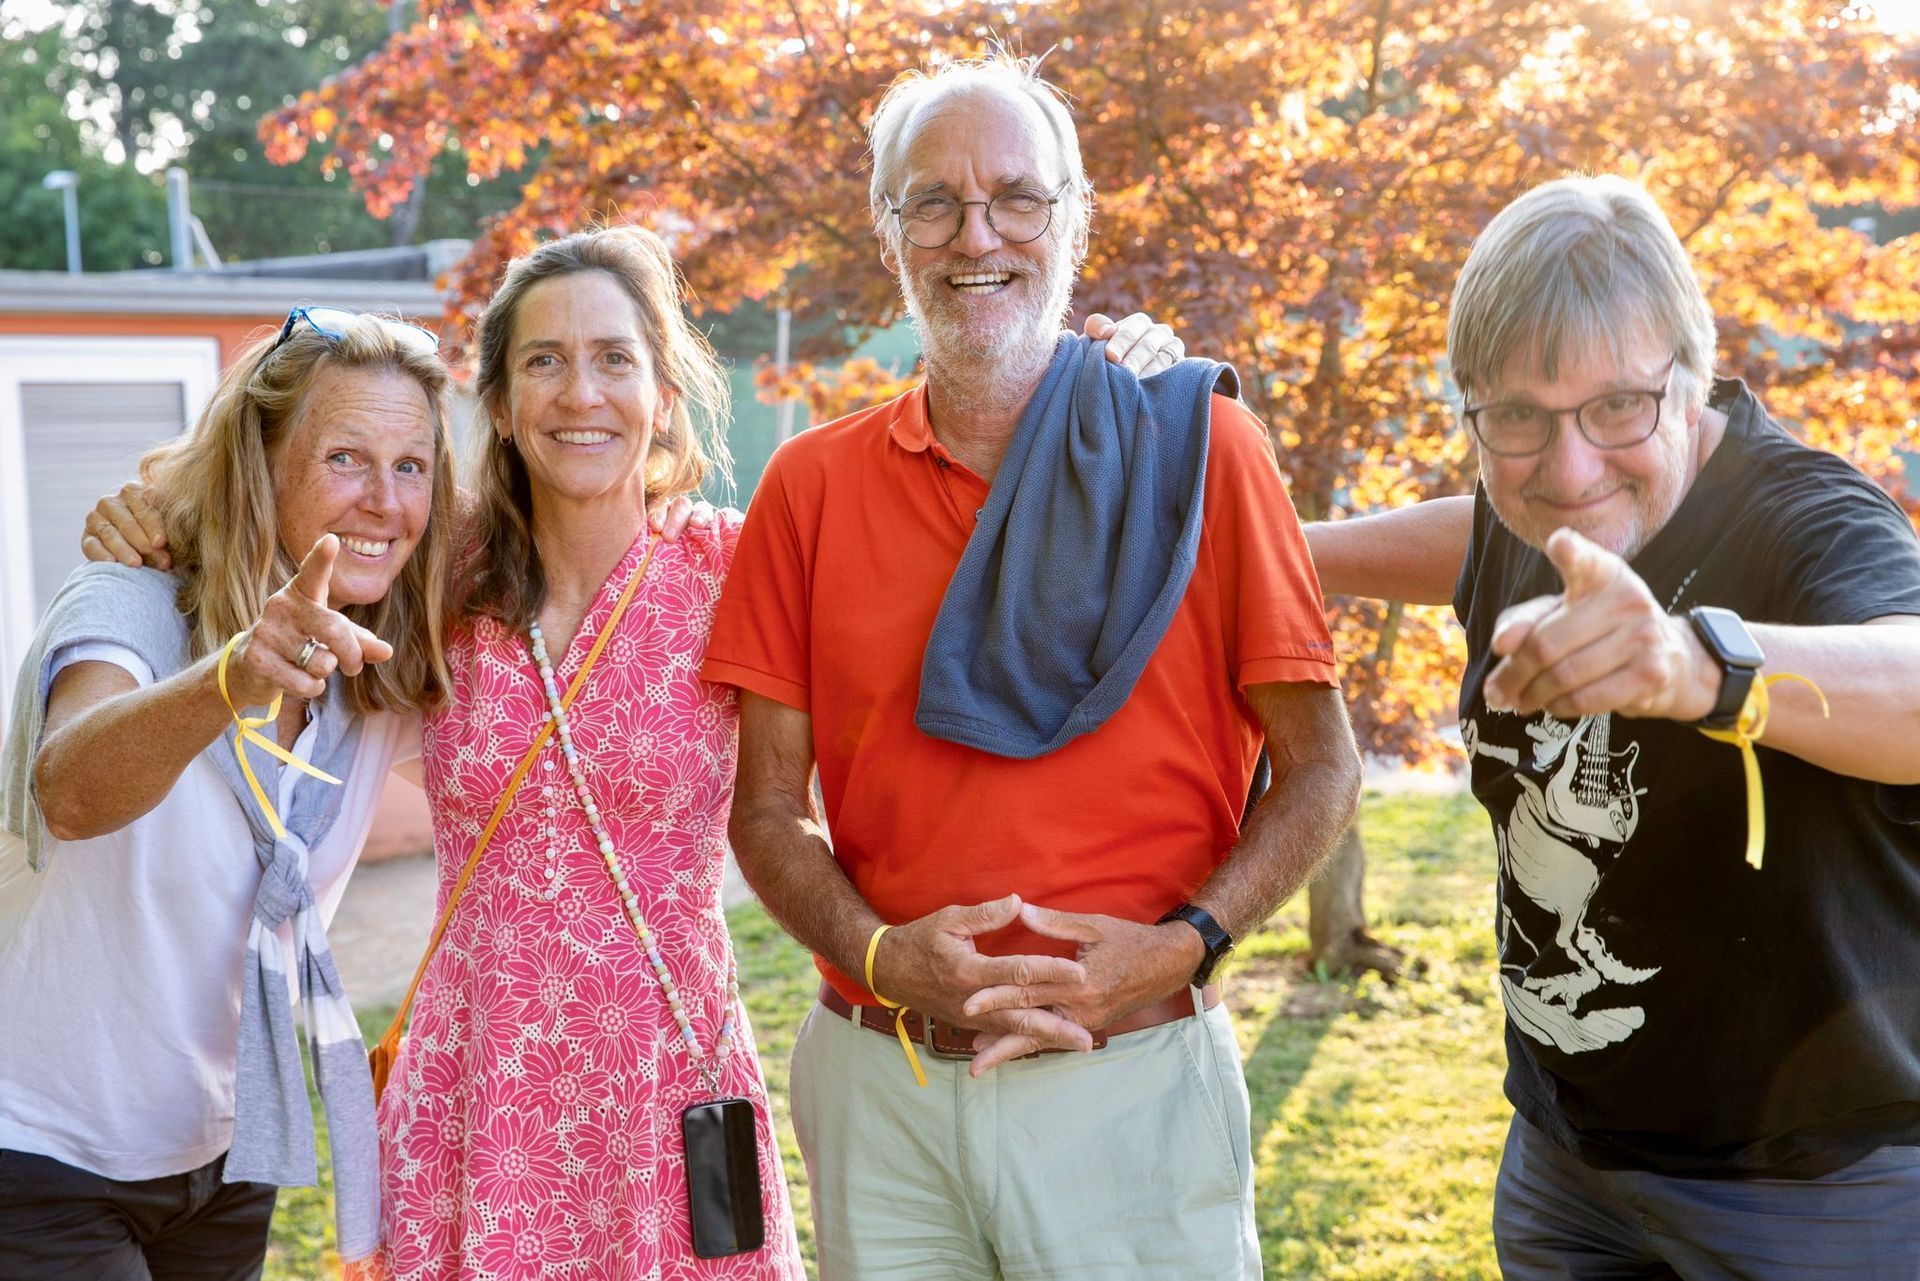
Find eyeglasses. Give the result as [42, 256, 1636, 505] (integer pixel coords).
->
[272, 305, 440, 358]
[886, 180, 1072, 250]
[1464, 357, 1677, 458]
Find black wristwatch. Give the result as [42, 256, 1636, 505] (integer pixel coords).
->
[1157, 903, 1236, 986]
[1686, 605, 1765, 730]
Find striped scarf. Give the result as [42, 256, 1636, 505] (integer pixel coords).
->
[211, 677, 378, 1261]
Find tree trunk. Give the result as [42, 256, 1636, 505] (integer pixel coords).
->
[1307, 823, 1405, 978]
[389, 180, 428, 248]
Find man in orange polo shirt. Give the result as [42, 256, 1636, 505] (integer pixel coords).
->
[704, 52, 1362, 1278]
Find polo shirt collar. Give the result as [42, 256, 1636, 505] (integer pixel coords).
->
[886, 384, 937, 454]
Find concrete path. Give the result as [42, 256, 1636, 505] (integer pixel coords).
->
[332, 764, 1455, 1009]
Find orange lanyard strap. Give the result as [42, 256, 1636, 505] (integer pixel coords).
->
[370, 535, 657, 1099]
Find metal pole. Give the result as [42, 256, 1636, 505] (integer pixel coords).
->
[166, 168, 193, 271]
[41, 171, 80, 273]
[59, 186, 80, 274]
[774, 306, 795, 443]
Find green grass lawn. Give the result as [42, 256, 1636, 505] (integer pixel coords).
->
[269, 790, 1506, 1279]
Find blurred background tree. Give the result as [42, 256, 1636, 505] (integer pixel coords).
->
[0, 0, 522, 266]
[239, 0, 1920, 968]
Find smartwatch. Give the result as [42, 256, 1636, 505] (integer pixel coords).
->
[1686, 605, 1765, 730]
[1157, 903, 1236, 987]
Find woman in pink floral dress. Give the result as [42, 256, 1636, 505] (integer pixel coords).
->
[374, 228, 802, 1279]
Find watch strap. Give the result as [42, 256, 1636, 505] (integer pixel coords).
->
[1687, 606, 1763, 730]
[1157, 903, 1235, 987]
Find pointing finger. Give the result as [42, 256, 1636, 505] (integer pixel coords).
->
[1490, 595, 1560, 658]
[351, 622, 394, 667]
[291, 534, 340, 607]
[1546, 527, 1620, 602]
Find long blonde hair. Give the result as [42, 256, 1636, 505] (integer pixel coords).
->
[139, 317, 457, 713]
[457, 226, 732, 630]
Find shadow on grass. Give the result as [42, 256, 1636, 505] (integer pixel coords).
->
[268, 792, 1505, 1281]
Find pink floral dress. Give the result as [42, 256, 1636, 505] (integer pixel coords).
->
[375, 520, 803, 1280]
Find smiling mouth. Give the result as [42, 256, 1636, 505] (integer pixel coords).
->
[948, 272, 1014, 295]
[553, 430, 615, 445]
[1531, 488, 1624, 512]
[337, 535, 392, 558]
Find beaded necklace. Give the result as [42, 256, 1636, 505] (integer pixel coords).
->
[529, 602, 739, 1098]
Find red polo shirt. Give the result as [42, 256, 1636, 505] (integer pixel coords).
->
[702, 385, 1337, 1001]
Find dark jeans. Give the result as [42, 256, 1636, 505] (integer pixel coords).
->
[0, 1148, 276, 1281]
[1495, 1114, 1920, 1280]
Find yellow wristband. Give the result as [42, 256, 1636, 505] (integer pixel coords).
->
[217, 631, 342, 840]
[863, 923, 927, 1089]
[1697, 671, 1828, 870]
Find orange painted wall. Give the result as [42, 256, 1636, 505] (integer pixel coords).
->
[0, 311, 284, 368]
[2, 305, 441, 859]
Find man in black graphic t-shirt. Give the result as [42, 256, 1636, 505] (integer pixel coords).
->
[1308, 174, 1920, 1278]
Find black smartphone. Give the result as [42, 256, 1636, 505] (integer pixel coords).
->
[681, 1097, 767, 1259]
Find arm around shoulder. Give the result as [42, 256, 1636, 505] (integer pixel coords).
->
[1304, 495, 1474, 606]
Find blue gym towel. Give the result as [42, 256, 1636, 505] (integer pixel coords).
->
[916, 333, 1239, 758]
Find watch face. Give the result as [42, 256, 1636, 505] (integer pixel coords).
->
[1693, 606, 1765, 669]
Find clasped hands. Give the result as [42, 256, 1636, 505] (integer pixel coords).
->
[868, 893, 1206, 1076]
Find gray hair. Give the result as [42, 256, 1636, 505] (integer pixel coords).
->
[866, 49, 1093, 248]
[1447, 175, 1718, 411]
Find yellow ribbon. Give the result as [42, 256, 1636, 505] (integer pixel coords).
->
[1697, 672, 1829, 870]
[217, 632, 342, 840]
[864, 924, 928, 1089]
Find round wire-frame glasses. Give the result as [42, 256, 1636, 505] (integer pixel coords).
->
[886, 180, 1072, 250]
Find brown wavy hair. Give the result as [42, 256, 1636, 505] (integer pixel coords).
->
[138, 316, 456, 713]
[457, 226, 732, 630]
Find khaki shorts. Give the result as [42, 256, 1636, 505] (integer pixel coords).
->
[790, 993, 1262, 1279]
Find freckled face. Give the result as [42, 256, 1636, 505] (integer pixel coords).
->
[271, 365, 435, 607]
[497, 271, 668, 511]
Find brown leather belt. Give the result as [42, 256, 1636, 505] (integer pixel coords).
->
[818, 980, 1221, 1060]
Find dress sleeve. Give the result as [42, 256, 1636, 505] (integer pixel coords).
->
[1206, 397, 1339, 690]
[699, 451, 815, 711]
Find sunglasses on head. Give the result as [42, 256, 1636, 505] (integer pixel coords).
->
[272, 305, 440, 358]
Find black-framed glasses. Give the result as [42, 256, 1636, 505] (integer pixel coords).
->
[1464, 357, 1677, 458]
[273, 305, 439, 358]
[886, 180, 1072, 249]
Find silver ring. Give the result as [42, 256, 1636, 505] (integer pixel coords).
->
[295, 638, 323, 672]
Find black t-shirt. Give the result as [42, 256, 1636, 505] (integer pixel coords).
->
[1454, 378, 1920, 1178]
